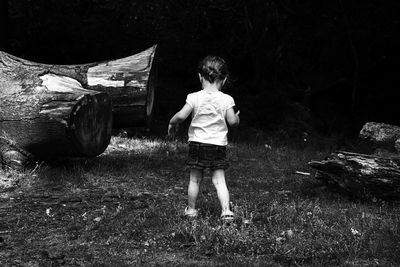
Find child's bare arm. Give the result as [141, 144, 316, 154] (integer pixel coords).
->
[226, 107, 240, 127]
[168, 104, 193, 136]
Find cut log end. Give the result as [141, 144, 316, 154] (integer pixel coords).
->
[145, 49, 157, 128]
[69, 92, 112, 157]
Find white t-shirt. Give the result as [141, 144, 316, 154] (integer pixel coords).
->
[186, 90, 235, 146]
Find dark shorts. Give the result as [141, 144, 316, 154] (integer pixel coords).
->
[186, 142, 229, 170]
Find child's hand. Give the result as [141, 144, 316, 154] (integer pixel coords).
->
[168, 123, 179, 138]
[235, 110, 240, 125]
[226, 107, 240, 127]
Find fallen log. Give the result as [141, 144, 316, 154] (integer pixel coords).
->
[0, 58, 113, 167]
[308, 151, 400, 199]
[0, 45, 157, 168]
[359, 122, 400, 153]
[2, 45, 157, 128]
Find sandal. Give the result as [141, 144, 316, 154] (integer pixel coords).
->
[220, 210, 234, 222]
[184, 206, 198, 218]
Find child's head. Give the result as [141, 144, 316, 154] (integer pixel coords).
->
[198, 56, 230, 85]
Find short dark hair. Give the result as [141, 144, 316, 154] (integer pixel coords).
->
[198, 55, 230, 83]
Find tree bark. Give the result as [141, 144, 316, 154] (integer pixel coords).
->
[359, 122, 400, 153]
[0, 52, 113, 168]
[86, 45, 157, 128]
[309, 151, 400, 199]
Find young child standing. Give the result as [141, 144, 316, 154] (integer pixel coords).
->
[168, 56, 240, 221]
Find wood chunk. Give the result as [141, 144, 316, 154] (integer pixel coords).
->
[309, 151, 400, 199]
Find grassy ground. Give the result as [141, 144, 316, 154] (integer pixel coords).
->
[1, 136, 400, 266]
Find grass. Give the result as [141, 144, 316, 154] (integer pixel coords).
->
[1, 136, 400, 266]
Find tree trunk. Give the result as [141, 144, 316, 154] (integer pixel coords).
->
[0, 45, 157, 168]
[308, 151, 400, 199]
[0, 53, 113, 168]
[86, 45, 157, 128]
[359, 122, 400, 153]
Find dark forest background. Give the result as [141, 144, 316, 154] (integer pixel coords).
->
[1, 0, 399, 140]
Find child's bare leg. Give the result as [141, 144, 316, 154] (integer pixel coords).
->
[211, 169, 231, 213]
[188, 168, 203, 211]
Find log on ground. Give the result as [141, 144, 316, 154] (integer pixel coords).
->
[308, 151, 400, 199]
[1, 45, 157, 129]
[0, 53, 113, 167]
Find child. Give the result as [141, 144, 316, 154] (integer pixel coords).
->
[168, 55, 240, 221]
